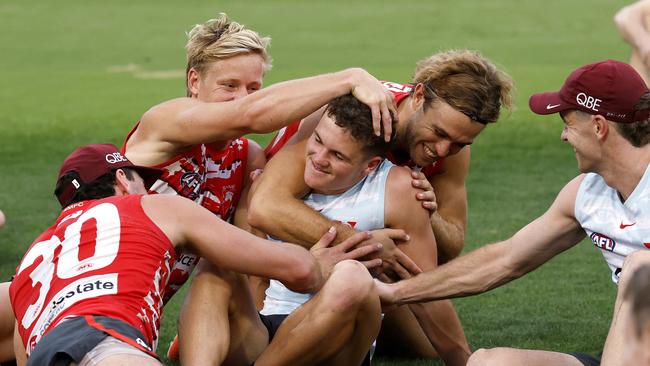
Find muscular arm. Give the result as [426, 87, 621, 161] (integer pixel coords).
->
[386, 175, 588, 305]
[126, 68, 394, 164]
[427, 148, 470, 263]
[248, 140, 358, 246]
[385, 167, 470, 365]
[142, 194, 322, 293]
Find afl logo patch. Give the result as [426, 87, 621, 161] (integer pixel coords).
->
[590, 232, 616, 252]
[180, 172, 201, 200]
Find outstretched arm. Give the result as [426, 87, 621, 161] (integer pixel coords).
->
[142, 194, 322, 293]
[129, 68, 395, 162]
[381, 175, 588, 305]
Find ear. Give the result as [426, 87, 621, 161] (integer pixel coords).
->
[411, 83, 426, 110]
[362, 157, 383, 176]
[592, 115, 609, 141]
[187, 67, 201, 97]
[114, 169, 131, 196]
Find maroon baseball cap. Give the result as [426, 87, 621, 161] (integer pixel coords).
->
[55, 144, 163, 206]
[529, 60, 650, 123]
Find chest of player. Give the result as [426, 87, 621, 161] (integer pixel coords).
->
[152, 139, 248, 221]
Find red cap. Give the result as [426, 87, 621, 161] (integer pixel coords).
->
[529, 60, 650, 123]
[55, 144, 162, 207]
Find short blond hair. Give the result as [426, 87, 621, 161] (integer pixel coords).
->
[413, 49, 514, 124]
[185, 13, 272, 96]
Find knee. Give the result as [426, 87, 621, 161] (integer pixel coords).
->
[467, 348, 509, 366]
[323, 260, 376, 311]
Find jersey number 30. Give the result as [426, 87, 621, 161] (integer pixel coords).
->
[16, 203, 121, 328]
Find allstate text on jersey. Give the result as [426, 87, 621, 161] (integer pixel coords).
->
[31, 274, 118, 342]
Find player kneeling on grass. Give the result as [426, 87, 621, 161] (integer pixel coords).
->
[8, 144, 380, 366]
[376, 60, 650, 366]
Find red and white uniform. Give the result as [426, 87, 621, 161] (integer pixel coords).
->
[122, 127, 249, 302]
[10, 195, 176, 356]
[264, 81, 444, 178]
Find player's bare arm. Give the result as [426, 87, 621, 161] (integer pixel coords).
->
[385, 165, 470, 366]
[126, 68, 395, 165]
[410, 147, 469, 263]
[141, 193, 323, 293]
[426, 147, 470, 263]
[248, 141, 419, 275]
[380, 175, 588, 306]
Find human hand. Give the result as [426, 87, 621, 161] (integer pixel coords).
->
[365, 228, 422, 279]
[374, 278, 399, 312]
[348, 68, 397, 141]
[411, 170, 437, 212]
[311, 227, 383, 281]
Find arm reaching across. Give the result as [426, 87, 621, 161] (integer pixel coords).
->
[380, 175, 587, 306]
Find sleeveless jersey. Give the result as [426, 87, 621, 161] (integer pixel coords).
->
[260, 159, 394, 315]
[9, 195, 176, 356]
[574, 164, 650, 283]
[122, 126, 249, 302]
[263, 81, 443, 178]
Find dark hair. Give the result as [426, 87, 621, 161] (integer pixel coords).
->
[413, 49, 514, 124]
[326, 94, 394, 157]
[612, 93, 650, 147]
[624, 264, 650, 338]
[54, 169, 135, 206]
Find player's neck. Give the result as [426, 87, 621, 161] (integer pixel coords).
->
[598, 144, 650, 201]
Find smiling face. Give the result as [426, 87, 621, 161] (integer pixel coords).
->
[398, 98, 485, 166]
[304, 115, 382, 195]
[560, 110, 601, 173]
[188, 52, 265, 102]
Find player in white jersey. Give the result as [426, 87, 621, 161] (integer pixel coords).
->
[249, 94, 468, 365]
[376, 59, 650, 366]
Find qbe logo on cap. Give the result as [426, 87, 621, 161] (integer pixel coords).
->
[105, 152, 128, 164]
[576, 92, 602, 112]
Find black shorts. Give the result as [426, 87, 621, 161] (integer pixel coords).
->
[27, 315, 155, 366]
[259, 313, 288, 342]
[569, 352, 601, 366]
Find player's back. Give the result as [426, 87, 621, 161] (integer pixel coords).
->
[10, 194, 176, 356]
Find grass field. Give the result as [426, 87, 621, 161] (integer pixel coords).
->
[0, 0, 632, 364]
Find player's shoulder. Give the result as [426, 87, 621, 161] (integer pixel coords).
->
[386, 165, 418, 197]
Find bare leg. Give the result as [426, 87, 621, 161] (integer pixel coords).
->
[601, 251, 650, 366]
[383, 238, 469, 365]
[467, 348, 584, 366]
[256, 260, 381, 366]
[178, 260, 268, 366]
[378, 305, 437, 357]
[0, 282, 14, 363]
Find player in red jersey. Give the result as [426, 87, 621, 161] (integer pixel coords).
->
[248, 49, 514, 364]
[9, 144, 380, 366]
[119, 13, 395, 362]
[121, 13, 394, 303]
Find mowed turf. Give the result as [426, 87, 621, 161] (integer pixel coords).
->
[0, 0, 631, 364]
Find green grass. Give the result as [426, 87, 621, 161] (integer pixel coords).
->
[0, 0, 629, 364]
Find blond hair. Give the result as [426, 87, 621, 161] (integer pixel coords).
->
[185, 13, 272, 96]
[413, 49, 514, 124]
